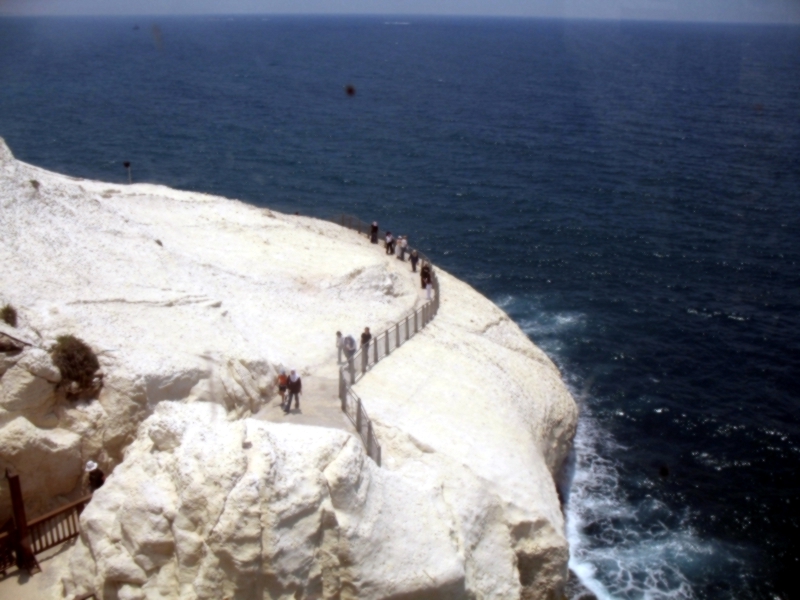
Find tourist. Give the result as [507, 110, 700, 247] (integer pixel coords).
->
[344, 333, 357, 370]
[336, 331, 343, 363]
[285, 370, 302, 414]
[277, 368, 288, 407]
[361, 327, 372, 371]
[86, 461, 105, 492]
[410, 249, 419, 272]
[370, 221, 379, 244]
[361, 327, 372, 349]
[420, 263, 431, 289]
[385, 231, 394, 255]
[397, 236, 408, 261]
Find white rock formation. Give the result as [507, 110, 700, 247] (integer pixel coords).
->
[0, 137, 578, 599]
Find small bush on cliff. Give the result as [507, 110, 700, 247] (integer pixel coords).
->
[51, 335, 99, 389]
[1, 304, 17, 327]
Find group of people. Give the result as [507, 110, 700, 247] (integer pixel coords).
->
[269, 219, 434, 414]
[368, 222, 421, 272]
[276, 368, 302, 414]
[336, 328, 373, 369]
[385, 231, 409, 260]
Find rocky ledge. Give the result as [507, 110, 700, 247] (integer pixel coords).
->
[0, 138, 577, 600]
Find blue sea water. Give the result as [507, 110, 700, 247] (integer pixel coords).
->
[1, 16, 799, 599]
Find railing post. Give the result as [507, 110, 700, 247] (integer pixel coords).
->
[349, 358, 355, 384]
[339, 369, 346, 409]
[356, 399, 362, 433]
[405, 315, 410, 340]
[396, 322, 400, 346]
[385, 332, 389, 356]
[376, 445, 382, 467]
[361, 348, 367, 375]
[373, 339, 378, 364]
[414, 309, 419, 333]
[5, 469, 37, 573]
[367, 421, 374, 459]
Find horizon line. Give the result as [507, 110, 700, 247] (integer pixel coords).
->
[1, 12, 799, 26]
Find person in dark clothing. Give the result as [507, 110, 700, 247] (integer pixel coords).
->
[361, 327, 372, 349]
[360, 327, 372, 371]
[409, 249, 419, 272]
[385, 232, 394, 255]
[420, 263, 431, 289]
[285, 370, 302, 413]
[370, 221, 379, 244]
[86, 461, 105, 492]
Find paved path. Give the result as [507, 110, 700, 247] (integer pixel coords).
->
[252, 375, 356, 436]
[0, 539, 75, 600]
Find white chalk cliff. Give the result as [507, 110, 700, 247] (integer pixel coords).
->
[0, 138, 578, 600]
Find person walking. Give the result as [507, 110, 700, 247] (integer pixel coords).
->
[277, 368, 289, 407]
[336, 331, 344, 363]
[385, 231, 394, 255]
[409, 249, 419, 272]
[420, 263, 431, 289]
[370, 221, 379, 244]
[361, 327, 372, 349]
[344, 333, 357, 372]
[397, 236, 408, 261]
[360, 327, 372, 372]
[284, 370, 302, 414]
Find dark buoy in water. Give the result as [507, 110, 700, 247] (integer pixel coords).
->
[345, 84, 356, 97]
[659, 465, 670, 478]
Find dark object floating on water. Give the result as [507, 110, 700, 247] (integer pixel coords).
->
[659, 465, 670, 478]
[345, 84, 356, 97]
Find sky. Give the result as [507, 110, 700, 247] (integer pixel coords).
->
[0, 0, 798, 24]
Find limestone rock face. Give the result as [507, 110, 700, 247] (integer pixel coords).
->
[0, 135, 421, 522]
[64, 403, 467, 600]
[0, 137, 578, 599]
[0, 417, 82, 519]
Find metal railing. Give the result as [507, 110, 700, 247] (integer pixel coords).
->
[28, 495, 92, 556]
[333, 214, 441, 467]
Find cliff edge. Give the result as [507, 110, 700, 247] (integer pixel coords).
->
[0, 138, 578, 599]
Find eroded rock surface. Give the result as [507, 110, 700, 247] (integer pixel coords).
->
[63, 403, 468, 600]
[0, 137, 578, 599]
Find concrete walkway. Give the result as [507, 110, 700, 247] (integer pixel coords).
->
[252, 375, 356, 436]
[0, 539, 76, 600]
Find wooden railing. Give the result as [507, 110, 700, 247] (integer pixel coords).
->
[0, 528, 15, 577]
[28, 495, 92, 555]
[334, 214, 441, 467]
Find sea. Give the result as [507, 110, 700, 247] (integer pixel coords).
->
[1, 15, 798, 600]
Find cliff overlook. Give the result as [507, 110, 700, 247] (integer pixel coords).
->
[0, 138, 578, 599]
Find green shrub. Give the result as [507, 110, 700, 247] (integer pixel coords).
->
[30, 179, 40, 191]
[1, 304, 17, 327]
[51, 335, 99, 388]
